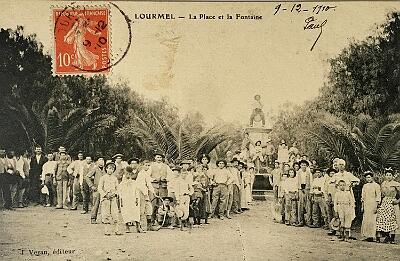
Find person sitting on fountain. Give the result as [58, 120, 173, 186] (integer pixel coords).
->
[249, 94, 266, 127]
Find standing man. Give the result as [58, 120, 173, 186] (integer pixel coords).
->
[0, 149, 12, 210]
[210, 159, 231, 220]
[85, 156, 105, 224]
[296, 160, 313, 227]
[41, 153, 58, 206]
[55, 148, 71, 209]
[150, 150, 173, 199]
[80, 155, 95, 214]
[128, 157, 141, 180]
[7, 150, 19, 208]
[136, 160, 155, 231]
[16, 151, 30, 208]
[226, 158, 239, 219]
[29, 146, 47, 205]
[68, 151, 85, 210]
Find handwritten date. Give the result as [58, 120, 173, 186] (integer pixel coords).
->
[274, 3, 336, 15]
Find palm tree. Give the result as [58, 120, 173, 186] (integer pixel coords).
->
[308, 113, 400, 172]
[45, 106, 116, 153]
[116, 112, 237, 161]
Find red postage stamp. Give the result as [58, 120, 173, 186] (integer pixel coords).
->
[53, 6, 110, 74]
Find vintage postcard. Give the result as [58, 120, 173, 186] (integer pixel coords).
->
[1, 1, 400, 260]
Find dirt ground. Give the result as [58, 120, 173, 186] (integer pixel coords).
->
[1, 195, 399, 261]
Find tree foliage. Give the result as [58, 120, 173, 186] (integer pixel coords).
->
[0, 26, 237, 160]
[271, 12, 400, 172]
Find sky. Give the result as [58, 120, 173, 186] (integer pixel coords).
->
[1, 1, 399, 125]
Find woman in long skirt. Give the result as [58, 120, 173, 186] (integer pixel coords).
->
[376, 169, 400, 243]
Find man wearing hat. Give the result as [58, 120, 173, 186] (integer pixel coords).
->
[331, 159, 360, 192]
[67, 151, 85, 210]
[150, 150, 173, 199]
[85, 156, 106, 223]
[296, 159, 313, 227]
[226, 158, 240, 218]
[128, 157, 141, 176]
[210, 159, 231, 220]
[156, 196, 176, 228]
[55, 148, 71, 209]
[29, 146, 47, 205]
[136, 160, 156, 231]
[0, 149, 12, 209]
[310, 168, 328, 228]
[112, 154, 128, 184]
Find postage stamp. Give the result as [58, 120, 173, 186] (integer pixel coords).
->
[52, 6, 110, 74]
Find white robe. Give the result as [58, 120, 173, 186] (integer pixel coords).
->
[118, 179, 141, 223]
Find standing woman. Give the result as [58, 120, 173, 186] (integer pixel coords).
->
[361, 171, 381, 242]
[376, 168, 400, 244]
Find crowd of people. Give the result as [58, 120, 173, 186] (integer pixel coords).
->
[268, 150, 400, 244]
[1, 136, 399, 243]
[0, 145, 256, 236]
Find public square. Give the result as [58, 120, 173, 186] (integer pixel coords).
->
[1, 197, 399, 261]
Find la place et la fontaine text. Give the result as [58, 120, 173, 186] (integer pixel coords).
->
[133, 13, 263, 20]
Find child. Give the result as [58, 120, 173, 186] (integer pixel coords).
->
[118, 167, 144, 233]
[376, 168, 400, 244]
[325, 168, 338, 234]
[310, 169, 328, 228]
[175, 160, 194, 230]
[243, 166, 253, 206]
[268, 161, 282, 202]
[334, 180, 355, 242]
[252, 141, 265, 173]
[199, 175, 210, 224]
[283, 168, 298, 226]
[98, 162, 122, 236]
[274, 171, 288, 223]
[361, 171, 381, 242]
[156, 197, 176, 228]
[191, 175, 204, 225]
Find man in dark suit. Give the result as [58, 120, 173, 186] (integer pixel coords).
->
[29, 146, 47, 205]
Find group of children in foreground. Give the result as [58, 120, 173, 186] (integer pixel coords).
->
[96, 153, 255, 235]
[270, 157, 400, 243]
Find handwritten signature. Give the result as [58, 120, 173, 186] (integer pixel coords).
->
[304, 16, 327, 51]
